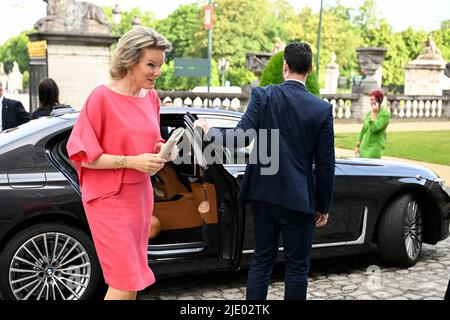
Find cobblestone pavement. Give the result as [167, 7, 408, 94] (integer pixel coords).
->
[139, 235, 450, 300]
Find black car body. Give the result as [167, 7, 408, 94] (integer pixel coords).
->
[0, 108, 449, 300]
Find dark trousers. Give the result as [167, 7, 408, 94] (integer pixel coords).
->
[246, 200, 315, 300]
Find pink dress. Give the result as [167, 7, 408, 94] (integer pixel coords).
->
[66, 85, 164, 291]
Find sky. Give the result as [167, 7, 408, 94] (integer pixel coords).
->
[1, 0, 449, 45]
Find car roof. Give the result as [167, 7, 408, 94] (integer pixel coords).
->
[1, 107, 243, 142]
[58, 107, 243, 120]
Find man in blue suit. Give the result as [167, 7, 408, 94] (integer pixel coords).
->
[194, 42, 335, 300]
[0, 81, 30, 132]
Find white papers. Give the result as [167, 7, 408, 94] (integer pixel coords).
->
[158, 127, 185, 159]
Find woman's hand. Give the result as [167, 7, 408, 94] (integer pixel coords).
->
[167, 144, 180, 162]
[127, 153, 167, 175]
[155, 142, 164, 154]
[354, 146, 360, 157]
[155, 142, 180, 162]
[193, 119, 211, 134]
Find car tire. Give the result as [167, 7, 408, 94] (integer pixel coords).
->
[377, 194, 424, 267]
[0, 222, 103, 300]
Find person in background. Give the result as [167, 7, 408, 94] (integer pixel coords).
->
[0, 80, 30, 131]
[31, 78, 75, 119]
[354, 90, 391, 159]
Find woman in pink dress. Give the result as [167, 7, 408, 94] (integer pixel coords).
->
[66, 27, 172, 300]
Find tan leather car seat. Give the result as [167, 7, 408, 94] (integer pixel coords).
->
[151, 165, 203, 235]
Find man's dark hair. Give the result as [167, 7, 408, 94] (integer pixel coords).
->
[284, 42, 313, 75]
[38, 78, 60, 110]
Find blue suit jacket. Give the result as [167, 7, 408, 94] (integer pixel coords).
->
[207, 80, 335, 214]
[1, 97, 30, 131]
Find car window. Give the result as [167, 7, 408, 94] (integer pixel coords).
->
[197, 115, 254, 165]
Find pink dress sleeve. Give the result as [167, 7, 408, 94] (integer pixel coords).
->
[67, 97, 104, 169]
[66, 91, 121, 203]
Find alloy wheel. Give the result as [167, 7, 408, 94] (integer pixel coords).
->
[8, 232, 92, 300]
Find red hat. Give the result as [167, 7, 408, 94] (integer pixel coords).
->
[369, 90, 384, 102]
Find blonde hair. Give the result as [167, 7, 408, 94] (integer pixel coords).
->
[110, 27, 172, 80]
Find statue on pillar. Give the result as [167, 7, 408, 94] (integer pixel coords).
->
[417, 35, 443, 61]
[34, 0, 111, 34]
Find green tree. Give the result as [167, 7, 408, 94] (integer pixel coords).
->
[319, 5, 364, 83]
[155, 4, 203, 62]
[0, 31, 30, 74]
[290, 5, 363, 87]
[260, 51, 320, 96]
[22, 71, 29, 91]
[188, 0, 290, 87]
[103, 7, 156, 36]
[364, 20, 410, 86]
[400, 27, 428, 61]
[431, 20, 450, 61]
[353, 0, 380, 39]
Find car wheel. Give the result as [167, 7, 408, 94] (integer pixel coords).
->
[0, 222, 103, 300]
[377, 194, 423, 267]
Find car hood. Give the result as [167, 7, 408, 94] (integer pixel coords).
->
[337, 157, 439, 180]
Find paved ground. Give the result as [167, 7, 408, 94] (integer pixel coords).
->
[139, 237, 450, 300]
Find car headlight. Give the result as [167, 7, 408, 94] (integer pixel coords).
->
[434, 178, 446, 190]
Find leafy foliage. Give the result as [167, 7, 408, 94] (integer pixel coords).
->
[0, 31, 30, 74]
[1, 2, 448, 92]
[260, 52, 320, 96]
[155, 4, 203, 62]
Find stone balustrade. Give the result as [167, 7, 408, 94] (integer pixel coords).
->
[157, 90, 449, 121]
[322, 93, 360, 120]
[157, 90, 249, 113]
[387, 95, 449, 120]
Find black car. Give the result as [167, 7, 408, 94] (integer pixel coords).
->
[0, 108, 449, 300]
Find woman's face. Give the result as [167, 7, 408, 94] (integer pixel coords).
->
[370, 95, 380, 111]
[130, 48, 165, 90]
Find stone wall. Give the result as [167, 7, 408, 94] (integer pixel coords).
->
[47, 44, 111, 109]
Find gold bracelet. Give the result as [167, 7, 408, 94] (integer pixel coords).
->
[113, 156, 127, 169]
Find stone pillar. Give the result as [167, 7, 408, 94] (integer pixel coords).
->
[27, 32, 118, 111]
[355, 48, 387, 91]
[443, 63, 450, 119]
[324, 52, 339, 94]
[404, 36, 447, 96]
[352, 47, 387, 121]
[404, 63, 446, 95]
[28, 0, 118, 111]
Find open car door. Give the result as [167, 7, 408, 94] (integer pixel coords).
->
[184, 112, 245, 270]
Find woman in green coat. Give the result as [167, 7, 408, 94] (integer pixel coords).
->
[354, 90, 391, 159]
